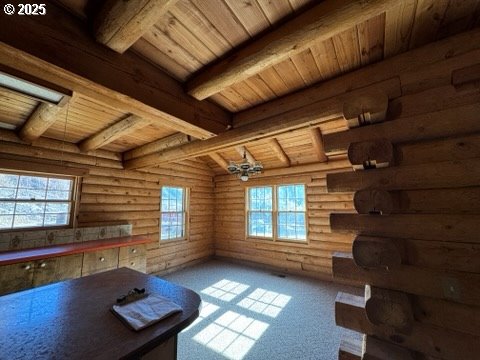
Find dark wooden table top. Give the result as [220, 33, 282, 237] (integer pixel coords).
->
[0, 236, 152, 266]
[0, 267, 201, 360]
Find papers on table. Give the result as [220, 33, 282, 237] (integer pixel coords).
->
[112, 294, 182, 331]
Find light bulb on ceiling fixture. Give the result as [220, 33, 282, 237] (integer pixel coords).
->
[240, 172, 249, 181]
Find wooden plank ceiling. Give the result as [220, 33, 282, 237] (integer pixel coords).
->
[132, 0, 478, 111]
[0, 88, 176, 152]
[3, 0, 479, 172]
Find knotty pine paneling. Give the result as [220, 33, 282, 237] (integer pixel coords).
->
[0, 135, 215, 274]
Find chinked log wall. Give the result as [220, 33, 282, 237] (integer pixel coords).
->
[213, 29, 480, 286]
[0, 132, 215, 274]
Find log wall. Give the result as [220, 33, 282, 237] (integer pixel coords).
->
[326, 40, 480, 359]
[213, 160, 355, 281]
[212, 28, 480, 285]
[0, 132, 215, 274]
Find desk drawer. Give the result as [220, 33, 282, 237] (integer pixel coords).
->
[82, 248, 119, 276]
[119, 245, 146, 262]
[33, 254, 83, 287]
[0, 262, 34, 295]
[118, 256, 146, 273]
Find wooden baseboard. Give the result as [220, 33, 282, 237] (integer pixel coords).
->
[151, 256, 214, 277]
[213, 255, 362, 287]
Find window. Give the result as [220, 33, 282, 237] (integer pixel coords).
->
[0, 171, 75, 230]
[160, 186, 187, 241]
[247, 184, 307, 242]
[247, 187, 273, 238]
[277, 184, 306, 240]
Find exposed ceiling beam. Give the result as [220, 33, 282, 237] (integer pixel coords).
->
[0, 128, 119, 164]
[123, 28, 480, 169]
[186, 0, 398, 100]
[209, 153, 229, 171]
[18, 96, 72, 143]
[268, 138, 290, 167]
[78, 114, 150, 152]
[235, 145, 256, 163]
[215, 159, 351, 181]
[124, 78, 398, 169]
[233, 29, 480, 129]
[0, 1, 230, 139]
[123, 133, 191, 161]
[310, 128, 328, 163]
[94, 0, 177, 53]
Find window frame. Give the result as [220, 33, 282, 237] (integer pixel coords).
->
[245, 184, 308, 243]
[246, 186, 274, 240]
[0, 170, 79, 232]
[159, 186, 189, 242]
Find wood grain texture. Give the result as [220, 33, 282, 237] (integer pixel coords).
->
[94, 0, 178, 53]
[335, 289, 480, 360]
[125, 79, 399, 169]
[0, 1, 229, 139]
[327, 158, 480, 192]
[384, 0, 417, 57]
[234, 28, 479, 127]
[365, 285, 414, 331]
[78, 115, 150, 152]
[0, 236, 151, 266]
[363, 335, 418, 360]
[0, 132, 215, 275]
[31, 254, 84, 287]
[335, 252, 480, 310]
[409, 0, 449, 48]
[186, 0, 398, 100]
[326, 103, 480, 154]
[19, 102, 69, 143]
[213, 159, 354, 279]
[268, 138, 290, 166]
[309, 128, 328, 162]
[330, 213, 480, 243]
[339, 336, 362, 360]
[209, 153, 229, 171]
[55, 0, 480, 112]
[123, 133, 191, 160]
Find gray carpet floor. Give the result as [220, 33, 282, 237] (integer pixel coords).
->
[162, 259, 362, 360]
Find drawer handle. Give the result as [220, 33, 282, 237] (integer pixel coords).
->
[130, 262, 135, 266]
[131, 248, 137, 254]
[99, 257, 105, 262]
[39, 262, 47, 268]
[23, 264, 31, 271]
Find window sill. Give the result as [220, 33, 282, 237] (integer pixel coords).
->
[246, 236, 274, 242]
[246, 237, 308, 245]
[160, 237, 188, 244]
[276, 238, 308, 245]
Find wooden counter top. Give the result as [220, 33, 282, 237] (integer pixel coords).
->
[0, 267, 201, 359]
[0, 236, 152, 266]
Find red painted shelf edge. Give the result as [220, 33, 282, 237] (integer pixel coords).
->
[0, 236, 153, 266]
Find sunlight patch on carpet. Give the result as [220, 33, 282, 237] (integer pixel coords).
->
[201, 279, 250, 302]
[237, 288, 291, 318]
[193, 310, 269, 360]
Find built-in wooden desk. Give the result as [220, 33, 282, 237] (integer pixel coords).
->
[0, 267, 201, 359]
[0, 236, 151, 265]
[0, 236, 154, 295]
